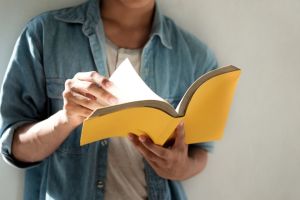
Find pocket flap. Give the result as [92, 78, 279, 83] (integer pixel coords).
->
[46, 78, 65, 99]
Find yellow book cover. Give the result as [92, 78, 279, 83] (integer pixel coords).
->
[80, 59, 241, 146]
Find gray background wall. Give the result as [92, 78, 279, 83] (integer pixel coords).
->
[0, 0, 299, 199]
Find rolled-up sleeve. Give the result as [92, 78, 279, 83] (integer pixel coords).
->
[0, 121, 40, 168]
[0, 20, 47, 168]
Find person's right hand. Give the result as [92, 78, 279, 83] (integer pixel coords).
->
[62, 71, 118, 127]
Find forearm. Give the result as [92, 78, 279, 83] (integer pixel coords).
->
[12, 110, 78, 163]
[10, 72, 115, 164]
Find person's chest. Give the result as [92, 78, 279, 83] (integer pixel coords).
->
[43, 24, 196, 113]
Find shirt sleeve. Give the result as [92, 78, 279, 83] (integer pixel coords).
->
[192, 45, 218, 153]
[0, 20, 47, 168]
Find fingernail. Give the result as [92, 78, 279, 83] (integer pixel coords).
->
[179, 121, 184, 128]
[103, 79, 112, 87]
[109, 97, 118, 104]
[128, 134, 134, 141]
[139, 135, 146, 143]
[178, 122, 184, 135]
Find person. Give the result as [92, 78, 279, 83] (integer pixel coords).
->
[0, 0, 218, 199]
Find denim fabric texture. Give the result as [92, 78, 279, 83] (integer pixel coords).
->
[0, 0, 217, 199]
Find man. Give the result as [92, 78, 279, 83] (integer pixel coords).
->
[0, 0, 217, 199]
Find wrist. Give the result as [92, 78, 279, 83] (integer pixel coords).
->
[54, 110, 82, 132]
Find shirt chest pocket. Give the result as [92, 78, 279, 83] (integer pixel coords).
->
[46, 78, 90, 155]
[46, 78, 65, 113]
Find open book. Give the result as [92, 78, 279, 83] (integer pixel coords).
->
[80, 59, 241, 146]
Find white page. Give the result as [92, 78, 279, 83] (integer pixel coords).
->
[108, 58, 165, 104]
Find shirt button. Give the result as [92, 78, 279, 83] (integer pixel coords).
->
[101, 140, 108, 146]
[97, 180, 104, 189]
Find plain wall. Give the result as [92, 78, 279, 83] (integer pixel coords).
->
[0, 0, 299, 199]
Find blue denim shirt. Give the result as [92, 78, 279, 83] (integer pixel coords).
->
[0, 0, 217, 199]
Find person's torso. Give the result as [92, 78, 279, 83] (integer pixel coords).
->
[23, 1, 216, 199]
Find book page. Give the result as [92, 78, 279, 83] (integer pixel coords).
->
[108, 58, 166, 104]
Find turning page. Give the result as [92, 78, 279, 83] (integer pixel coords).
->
[107, 58, 165, 104]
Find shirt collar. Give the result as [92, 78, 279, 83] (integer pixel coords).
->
[150, 4, 172, 49]
[54, 0, 172, 49]
[54, 0, 99, 26]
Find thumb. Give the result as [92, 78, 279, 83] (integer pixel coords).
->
[173, 121, 186, 151]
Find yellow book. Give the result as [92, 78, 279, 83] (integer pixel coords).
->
[80, 59, 241, 146]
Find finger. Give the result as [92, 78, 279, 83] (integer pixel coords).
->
[74, 71, 113, 88]
[128, 133, 139, 143]
[173, 121, 187, 152]
[74, 105, 93, 118]
[138, 135, 170, 159]
[128, 134, 171, 180]
[69, 91, 106, 110]
[69, 80, 117, 105]
[128, 133, 165, 164]
[64, 100, 93, 118]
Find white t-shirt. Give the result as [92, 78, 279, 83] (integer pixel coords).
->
[104, 38, 147, 200]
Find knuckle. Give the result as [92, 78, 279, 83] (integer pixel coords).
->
[65, 79, 72, 88]
[62, 91, 67, 98]
[74, 73, 81, 79]
[100, 78, 109, 86]
[89, 71, 98, 78]
[85, 82, 95, 90]
[84, 109, 92, 116]
[62, 90, 71, 99]
[102, 91, 113, 101]
[82, 99, 93, 108]
[64, 102, 72, 111]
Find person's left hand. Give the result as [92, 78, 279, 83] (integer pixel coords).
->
[128, 122, 205, 180]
